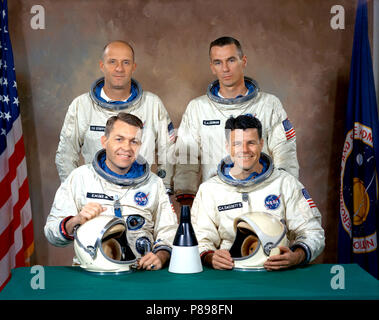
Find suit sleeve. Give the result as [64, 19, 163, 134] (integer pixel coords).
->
[267, 97, 300, 179]
[155, 98, 176, 191]
[284, 177, 325, 263]
[44, 170, 82, 247]
[173, 101, 201, 195]
[152, 178, 178, 252]
[55, 98, 85, 183]
[191, 184, 221, 253]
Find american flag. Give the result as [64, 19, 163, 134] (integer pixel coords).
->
[302, 188, 317, 209]
[168, 121, 176, 142]
[0, 0, 34, 291]
[282, 118, 296, 141]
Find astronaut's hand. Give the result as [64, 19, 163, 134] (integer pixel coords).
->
[206, 249, 234, 270]
[138, 251, 170, 271]
[65, 202, 106, 234]
[263, 246, 305, 271]
[77, 202, 107, 224]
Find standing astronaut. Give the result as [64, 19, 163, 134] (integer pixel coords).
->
[174, 36, 299, 205]
[45, 113, 177, 270]
[55, 40, 175, 194]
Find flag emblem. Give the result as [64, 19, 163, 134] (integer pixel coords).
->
[302, 188, 317, 209]
[168, 122, 175, 142]
[282, 118, 296, 141]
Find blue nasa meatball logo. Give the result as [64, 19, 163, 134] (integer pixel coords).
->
[134, 192, 149, 206]
[264, 194, 281, 210]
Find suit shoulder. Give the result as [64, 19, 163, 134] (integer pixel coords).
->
[142, 91, 163, 103]
[183, 94, 209, 115]
[146, 171, 166, 188]
[271, 167, 303, 189]
[71, 92, 91, 104]
[190, 94, 209, 105]
[198, 175, 225, 192]
[63, 164, 95, 187]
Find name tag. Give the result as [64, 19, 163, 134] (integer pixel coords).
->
[203, 120, 220, 126]
[86, 193, 113, 201]
[218, 202, 243, 212]
[90, 125, 105, 132]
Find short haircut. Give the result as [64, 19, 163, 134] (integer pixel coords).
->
[102, 40, 135, 61]
[209, 36, 244, 59]
[104, 112, 143, 137]
[225, 115, 262, 140]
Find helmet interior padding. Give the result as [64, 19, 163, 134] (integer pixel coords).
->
[230, 225, 259, 258]
[103, 224, 125, 239]
[101, 223, 136, 262]
[241, 234, 259, 256]
[102, 238, 122, 260]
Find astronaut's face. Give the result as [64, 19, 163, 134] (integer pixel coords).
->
[100, 42, 136, 91]
[227, 128, 263, 178]
[101, 120, 142, 175]
[210, 44, 247, 90]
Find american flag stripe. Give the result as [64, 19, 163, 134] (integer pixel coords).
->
[302, 188, 317, 209]
[286, 129, 296, 140]
[0, 172, 31, 259]
[0, 159, 28, 224]
[168, 122, 176, 142]
[282, 118, 296, 141]
[307, 199, 317, 208]
[0, 174, 29, 236]
[0, 255, 13, 291]
[0, 0, 33, 292]
[0, 117, 22, 181]
[0, 136, 26, 207]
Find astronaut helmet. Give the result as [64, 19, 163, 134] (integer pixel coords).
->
[74, 215, 137, 273]
[229, 212, 288, 271]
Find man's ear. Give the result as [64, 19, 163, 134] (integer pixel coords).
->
[101, 135, 107, 148]
[260, 138, 264, 149]
[99, 59, 104, 73]
[242, 55, 247, 68]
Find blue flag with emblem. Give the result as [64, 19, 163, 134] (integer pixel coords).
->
[338, 0, 379, 279]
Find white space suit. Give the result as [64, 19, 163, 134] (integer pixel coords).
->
[55, 78, 175, 191]
[191, 153, 324, 264]
[174, 77, 299, 195]
[45, 149, 178, 259]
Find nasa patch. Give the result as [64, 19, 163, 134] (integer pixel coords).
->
[134, 191, 149, 206]
[264, 194, 281, 210]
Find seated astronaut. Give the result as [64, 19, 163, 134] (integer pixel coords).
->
[191, 115, 325, 271]
[44, 112, 178, 272]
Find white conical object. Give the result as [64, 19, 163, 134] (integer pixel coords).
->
[169, 245, 203, 273]
[168, 205, 203, 274]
